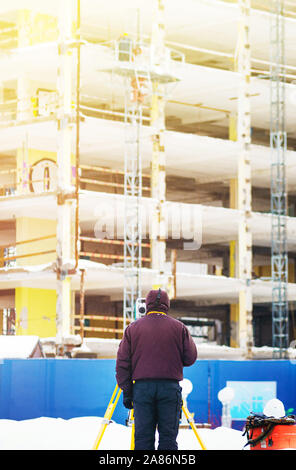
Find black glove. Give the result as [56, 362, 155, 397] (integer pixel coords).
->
[123, 392, 133, 409]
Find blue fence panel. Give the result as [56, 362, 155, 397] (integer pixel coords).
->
[51, 359, 114, 419]
[0, 359, 47, 420]
[208, 360, 296, 430]
[0, 359, 126, 425]
[0, 358, 295, 430]
[183, 361, 209, 425]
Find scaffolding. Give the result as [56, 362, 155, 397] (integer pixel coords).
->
[1, 0, 296, 353]
[112, 34, 150, 330]
[110, 1, 182, 329]
[270, 0, 289, 358]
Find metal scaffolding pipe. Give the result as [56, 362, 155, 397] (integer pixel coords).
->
[270, 0, 289, 358]
[80, 251, 151, 262]
[80, 236, 150, 248]
[73, 325, 124, 334]
[74, 0, 81, 275]
[74, 314, 131, 323]
[79, 268, 85, 338]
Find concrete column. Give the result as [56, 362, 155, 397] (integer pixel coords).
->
[236, 0, 253, 356]
[56, 0, 76, 339]
[150, 0, 167, 290]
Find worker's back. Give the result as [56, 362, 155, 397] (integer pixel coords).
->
[115, 289, 198, 451]
[116, 311, 197, 389]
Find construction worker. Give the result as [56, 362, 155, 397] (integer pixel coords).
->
[116, 288, 198, 450]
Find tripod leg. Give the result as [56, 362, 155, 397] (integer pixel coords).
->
[130, 409, 135, 450]
[92, 385, 122, 450]
[182, 404, 206, 450]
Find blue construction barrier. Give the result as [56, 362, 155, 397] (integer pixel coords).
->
[0, 358, 295, 430]
[185, 359, 296, 429]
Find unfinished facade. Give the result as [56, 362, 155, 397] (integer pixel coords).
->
[1, 0, 296, 356]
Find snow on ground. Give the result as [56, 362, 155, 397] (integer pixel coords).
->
[0, 335, 40, 358]
[0, 416, 249, 450]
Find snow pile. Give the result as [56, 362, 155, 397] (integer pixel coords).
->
[0, 335, 43, 359]
[0, 416, 249, 450]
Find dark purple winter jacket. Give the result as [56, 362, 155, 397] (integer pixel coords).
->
[116, 312, 197, 395]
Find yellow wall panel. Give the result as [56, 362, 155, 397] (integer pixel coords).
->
[230, 303, 239, 348]
[15, 287, 56, 337]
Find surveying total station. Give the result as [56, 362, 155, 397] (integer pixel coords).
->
[135, 297, 146, 318]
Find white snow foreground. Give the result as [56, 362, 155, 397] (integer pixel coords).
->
[0, 416, 249, 450]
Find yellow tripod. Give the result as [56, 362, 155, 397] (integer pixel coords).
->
[92, 385, 123, 450]
[182, 403, 206, 450]
[92, 384, 206, 450]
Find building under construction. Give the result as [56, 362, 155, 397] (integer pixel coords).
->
[1, 0, 296, 360]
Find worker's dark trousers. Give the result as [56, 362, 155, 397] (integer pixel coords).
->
[132, 379, 182, 450]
